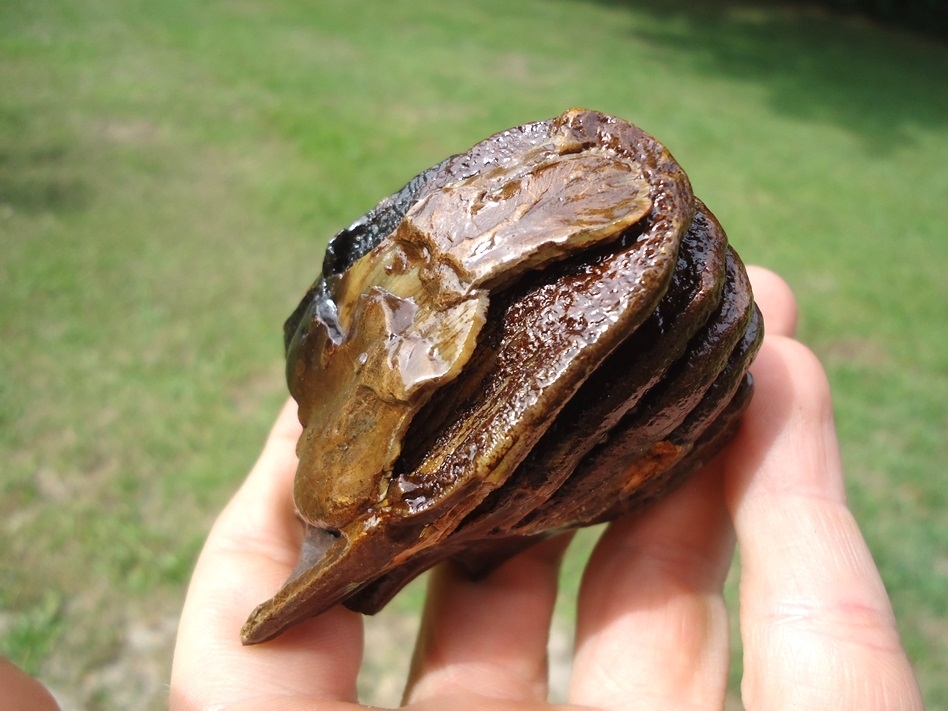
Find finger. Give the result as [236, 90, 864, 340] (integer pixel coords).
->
[170, 399, 364, 711]
[746, 265, 798, 338]
[723, 338, 924, 710]
[0, 658, 61, 711]
[568, 460, 734, 710]
[404, 533, 573, 705]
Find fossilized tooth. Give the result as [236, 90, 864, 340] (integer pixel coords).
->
[241, 108, 762, 645]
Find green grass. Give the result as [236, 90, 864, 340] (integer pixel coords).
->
[2, 0, 946, 708]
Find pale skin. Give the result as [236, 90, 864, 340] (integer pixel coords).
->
[0, 267, 925, 710]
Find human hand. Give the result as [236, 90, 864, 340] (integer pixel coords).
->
[169, 267, 924, 711]
[0, 658, 61, 711]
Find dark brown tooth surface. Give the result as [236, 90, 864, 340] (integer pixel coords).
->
[537, 280, 763, 531]
[241, 109, 762, 645]
[456, 202, 731, 538]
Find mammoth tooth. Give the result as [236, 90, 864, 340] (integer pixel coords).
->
[241, 108, 762, 645]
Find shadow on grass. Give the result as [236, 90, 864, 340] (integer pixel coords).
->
[584, 0, 948, 153]
[0, 109, 95, 215]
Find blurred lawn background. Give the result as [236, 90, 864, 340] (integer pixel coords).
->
[1, 0, 946, 708]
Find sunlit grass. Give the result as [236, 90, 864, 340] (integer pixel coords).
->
[2, 0, 946, 707]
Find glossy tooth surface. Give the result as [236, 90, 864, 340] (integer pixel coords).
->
[241, 109, 762, 645]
